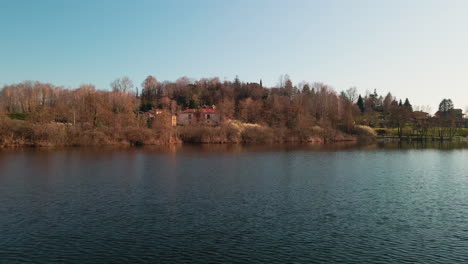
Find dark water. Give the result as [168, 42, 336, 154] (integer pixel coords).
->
[0, 143, 467, 263]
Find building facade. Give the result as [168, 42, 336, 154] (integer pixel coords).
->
[177, 108, 220, 126]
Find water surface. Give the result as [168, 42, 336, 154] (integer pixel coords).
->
[0, 143, 467, 263]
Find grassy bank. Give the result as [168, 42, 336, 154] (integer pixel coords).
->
[0, 118, 373, 148]
[373, 127, 468, 141]
[177, 121, 361, 144]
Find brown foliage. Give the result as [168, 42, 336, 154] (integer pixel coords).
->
[0, 76, 386, 147]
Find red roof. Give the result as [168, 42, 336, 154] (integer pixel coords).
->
[200, 108, 216, 114]
[180, 108, 216, 114]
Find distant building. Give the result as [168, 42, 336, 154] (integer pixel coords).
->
[435, 109, 465, 127]
[411, 111, 430, 121]
[142, 109, 177, 127]
[177, 107, 220, 126]
[142, 109, 164, 119]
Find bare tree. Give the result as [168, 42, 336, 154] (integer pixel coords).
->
[111, 76, 134, 93]
[389, 105, 410, 139]
[142, 75, 158, 92]
[345, 87, 358, 103]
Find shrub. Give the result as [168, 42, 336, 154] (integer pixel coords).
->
[354, 125, 377, 137]
[241, 126, 274, 143]
[8, 113, 28, 120]
[124, 127, 155, 146]
[177, 125, 224, 143]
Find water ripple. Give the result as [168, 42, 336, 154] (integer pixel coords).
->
[0, 147, 467, 263]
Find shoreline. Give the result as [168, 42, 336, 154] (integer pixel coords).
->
[0, 137, 361, 149]
[0, 134, 364, 149]
[376, 136, 468, 142]
[2, 132, 467, 149]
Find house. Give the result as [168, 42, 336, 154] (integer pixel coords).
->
[142, 109, 164, 119]
[142, 109, 177, 127]
[411, 111, 430, 121]
[435, 109, 465, 127]
[177, 106, 220, 126]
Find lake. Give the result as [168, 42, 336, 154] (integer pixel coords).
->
[0, 143, 467, 263]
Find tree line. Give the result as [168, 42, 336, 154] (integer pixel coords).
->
[354, 90, 466, 140]
[0, 76, 466, 147]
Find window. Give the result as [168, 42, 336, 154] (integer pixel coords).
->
[206, 114, 211, 119]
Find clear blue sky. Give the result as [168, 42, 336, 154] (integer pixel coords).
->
[1, 0, 467, 112]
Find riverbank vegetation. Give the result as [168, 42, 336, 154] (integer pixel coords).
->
[0, 76, 466, 147]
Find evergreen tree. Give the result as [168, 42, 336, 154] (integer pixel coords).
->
[403, 98, 413, 112]
[302, 83, 311, 94]
[357, 95, 365, 112]
[398, 99, 403, 107]
[369, 89, 378, 110]
[383, 92, 394, 112]
[284, 78, 293, 98]
[234, 75, 240, 86]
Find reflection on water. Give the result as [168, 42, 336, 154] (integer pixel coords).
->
[0, 143, 467, 263]
[1, 140, 467, 155]
[376, 140, 468, 150]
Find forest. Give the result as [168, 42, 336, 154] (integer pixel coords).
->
[0, 75, 466, 147]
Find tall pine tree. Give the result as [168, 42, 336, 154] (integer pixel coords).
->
[403, 98, 413, 112]
[357, 95, 365, 112]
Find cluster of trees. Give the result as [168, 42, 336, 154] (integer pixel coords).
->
[354, 90, 466, 140]
[0, 80, 160, 146]
[0, 81, 138, 128]
[138, 75, 365, 133]
[0, 75, 466, 146]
